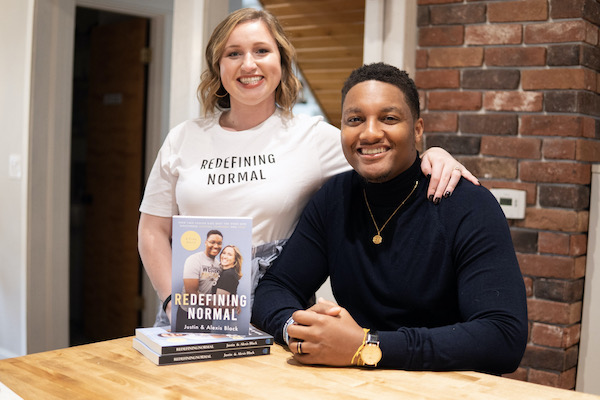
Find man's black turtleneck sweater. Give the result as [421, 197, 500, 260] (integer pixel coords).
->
[252, 156, 528, 374]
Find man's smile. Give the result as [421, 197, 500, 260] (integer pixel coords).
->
[359, 147, 389, 155]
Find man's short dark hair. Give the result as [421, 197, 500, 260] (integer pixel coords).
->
[206, 229, 223, 239]
[341, 62, 420, 120]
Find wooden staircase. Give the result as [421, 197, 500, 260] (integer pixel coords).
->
[260, 0, 365, 127]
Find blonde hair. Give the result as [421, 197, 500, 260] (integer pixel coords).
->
[221, 245, 243, 279]
[197, 8, 301, 117]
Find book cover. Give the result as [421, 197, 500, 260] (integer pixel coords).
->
[135, 325, 274, 355]
[171, 216, 252, 334]
[133, 337, 271, 366]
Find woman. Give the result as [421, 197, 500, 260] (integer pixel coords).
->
[138, 8, 478, 326]
[215, 245, 243, 297]
[214, 245, 244, 327]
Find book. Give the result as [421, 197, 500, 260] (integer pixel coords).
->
[135, 325, 274, 355]
[171, 216, 253, 334]
[133, 337, 271, 366]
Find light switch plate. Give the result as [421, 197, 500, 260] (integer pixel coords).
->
[9, 154, 22, 179]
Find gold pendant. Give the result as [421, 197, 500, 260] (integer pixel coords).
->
[372, 235, 382, 245]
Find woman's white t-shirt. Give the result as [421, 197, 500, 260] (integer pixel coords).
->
[139, 109, 350, 246]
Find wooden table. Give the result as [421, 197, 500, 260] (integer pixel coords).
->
[0, 337, 598, 400]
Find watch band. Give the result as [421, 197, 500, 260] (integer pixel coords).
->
[367, 331, 379, 345]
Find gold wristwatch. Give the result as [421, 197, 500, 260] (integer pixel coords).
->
[359, 331, 382, 367]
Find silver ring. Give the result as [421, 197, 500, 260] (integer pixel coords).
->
[297, 341, 303, 355]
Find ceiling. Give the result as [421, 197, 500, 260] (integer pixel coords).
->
[260, 0, 365, 127]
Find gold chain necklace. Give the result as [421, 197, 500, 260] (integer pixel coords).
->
[363, 180, 419, 245]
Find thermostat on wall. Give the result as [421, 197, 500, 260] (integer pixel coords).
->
[489, 188, 526, 220]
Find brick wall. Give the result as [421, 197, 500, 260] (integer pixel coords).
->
[416, 0, 600, 390]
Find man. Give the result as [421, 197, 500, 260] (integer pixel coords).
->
[251, 63, 528, 373]
[182, 229, 223, 296]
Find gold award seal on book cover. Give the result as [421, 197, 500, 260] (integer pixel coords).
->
[180, 230, 202, 251]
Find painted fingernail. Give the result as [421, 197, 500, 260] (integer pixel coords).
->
[444, 191, 451, 198]
[434, 197, 440, 205]
[428, 195, 434, 202]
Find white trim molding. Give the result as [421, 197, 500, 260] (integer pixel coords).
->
[363, 0, 417, 77]
[577, 164, 600, 396]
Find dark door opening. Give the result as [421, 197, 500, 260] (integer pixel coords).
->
[70, 7, 149, 345]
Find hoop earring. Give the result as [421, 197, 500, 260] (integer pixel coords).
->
[215, 90, 228, 98]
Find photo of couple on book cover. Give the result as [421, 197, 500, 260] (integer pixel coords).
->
[171, 216, 252, 335]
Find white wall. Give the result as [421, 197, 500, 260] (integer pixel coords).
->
[0, 0, 34, 358]
[168, 0, 229, 129]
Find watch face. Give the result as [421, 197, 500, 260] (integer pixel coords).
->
[361, 344, 382, 365]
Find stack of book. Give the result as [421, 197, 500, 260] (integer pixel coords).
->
[133, 325, 274, 366]
[134, 215, 274, 366]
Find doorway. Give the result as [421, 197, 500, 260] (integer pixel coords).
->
[70, 7, 149, 345]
